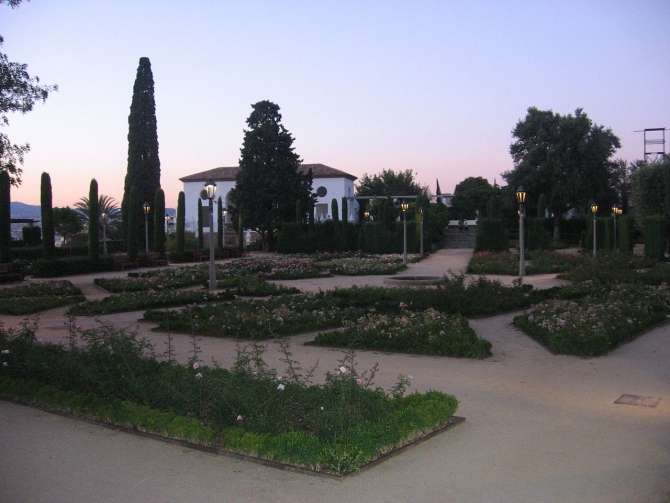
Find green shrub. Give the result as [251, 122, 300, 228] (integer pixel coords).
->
[22, 226, 41, 247]
[618, 215, 635, 253]
[474, 218, 509, 252]
[643, 215, 666, 261]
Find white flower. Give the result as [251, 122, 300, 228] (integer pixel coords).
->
[2, 362, 7, 367]
[339, 366, 348, 374]
[192, 362, 200, 370]
[1, 350, 9, 354]
[277, 384, 285, 391]
[236, 415, 243, 421]
[356, 379, 362, 385]
[195, 373, 203, 379]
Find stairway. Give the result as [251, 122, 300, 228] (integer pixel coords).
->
[442, 227, 476, 249]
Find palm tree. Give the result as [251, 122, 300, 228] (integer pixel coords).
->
[74, 194, 122, 239]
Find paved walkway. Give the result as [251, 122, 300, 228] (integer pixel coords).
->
[1, 249, 669, 503]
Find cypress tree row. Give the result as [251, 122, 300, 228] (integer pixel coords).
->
[197, 198, 204, 249]
[331, 198, 339, 222]
[296, 199, 303, 223]
[341, 197, 348, 223]
[175, 191, 185, 253]
[88, 179, 99, 263]
[153, 188, 166, 255]
[0, 171, 11, 263]
[121, 57, 161, 251]
[127, 186, 139, 259]
[40, 172, 55, 260]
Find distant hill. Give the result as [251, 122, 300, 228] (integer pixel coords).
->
[10, 202, 41, 219]
[10, 202, 176, 220]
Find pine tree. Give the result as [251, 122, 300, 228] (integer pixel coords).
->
[0, 171, 10, 262]
[121, 57, 161, 251]
[230, 101, 312, 251]
[40, 172, 55, 260]
[153, 188, 166, 255]
[88, 179, 99, 264]
[176, 191, 185, 253]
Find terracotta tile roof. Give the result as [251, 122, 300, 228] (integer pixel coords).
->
[179, 163, 356, 183]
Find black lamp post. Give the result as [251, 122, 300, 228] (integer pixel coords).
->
[401, 200, 409, 265]
[612, 206, 621, 250]
[516, 187, 526, 277]
[205, 179, 217, 289]
[142, 202, 151, 253]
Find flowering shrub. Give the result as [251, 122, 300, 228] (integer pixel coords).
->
[514, 282, 670, 355]
[318, 256, 407, 276]
[0, 321, 459, 475]
[313, 309, 492, 358]
[467, 250, 586, 275]
[145, 293, 368, 339]
[0, 280, 85, 315]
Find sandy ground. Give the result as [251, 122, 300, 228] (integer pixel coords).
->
[0, 249, 669, 503]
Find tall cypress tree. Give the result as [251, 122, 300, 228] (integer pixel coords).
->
[88, 179, 99, 264]
[197, 198, 204, 249]
[153, 188, 166, 256]
[0, 171, 10, 263]
[127, 186, 139, 259]
[176, 191, 185, 253]
[40, 172, 55, 260]
[122, 57, 161, 251]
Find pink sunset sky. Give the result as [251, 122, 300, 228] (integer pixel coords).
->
[3, 0, 669, 209]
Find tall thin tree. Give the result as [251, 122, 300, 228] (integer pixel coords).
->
[127, 186, 139, 259]
[121, 57, 161, 250]
[176, 191, 185, 253]
[40, 172, 55, 260]
[88, 179, 99, 264]
[153, 188, 166, 256]
[0, 171, 10, 262]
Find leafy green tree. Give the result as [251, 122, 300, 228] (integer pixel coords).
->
[0, 170, 10, 262]
[40, 172, 55, 260]
[121, 57, 161, 250]
[53, 207, 83, 250]
[356, 169, 427, 197]
[451, 176, 494, 219]
[88, 179, 99, 263]
[153, 188, 166, 255]
[175, 191, 185, 253]
[503, 107, 621, 239]
[631, 159, 670, 219]
[0, 1, 57, 186]
[230, 100, 312, 251]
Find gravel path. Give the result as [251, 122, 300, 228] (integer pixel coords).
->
[1, 249, 668, 503]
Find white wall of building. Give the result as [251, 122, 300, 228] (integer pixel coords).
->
[182, 176, 359, 234]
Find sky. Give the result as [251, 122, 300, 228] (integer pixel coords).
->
[3, 0, 669, 209]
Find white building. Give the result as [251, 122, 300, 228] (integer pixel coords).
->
[179, 163, 359, 233]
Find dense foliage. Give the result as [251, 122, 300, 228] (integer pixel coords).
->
[122, 57, 161, 250]
[0, 280, 84, 315]
[0, 321, 458, 474]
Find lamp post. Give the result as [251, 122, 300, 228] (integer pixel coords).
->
[401, 200, 409, 265]
[205, 178, 217, 290]
[419, 206, 425, 257]
[165, 214, 172, 234]
[591, 203, 598, 257]
[101, 212, 107, 255]
[516, 187, 526, 277]
[142, 202, 151, 253]
[222, 206, 228, 247]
